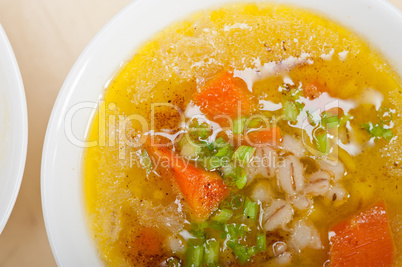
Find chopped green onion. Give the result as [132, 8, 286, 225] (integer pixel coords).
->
[203, 156, 228, 170]
[141, 149, 153, 173]
[227, 242, 251, 264]
[243, 197, 258, 221]
[371, 125, 384, 136]
[180, 140, 202, 159]
[247, 246, 258, 257]
[306, 110, 317, 126]
[248, 117, 264, 128]
[233, 116, 247, 134]
[339, 114, 352, 127]
[224, 223, 248, 242]
[186, 239, 204, 267]
[382, 129, 394, 141]
[230, 194, 244, 210]
[283, 101, 299, 123]
[189, 120, 211, 140]
[314, 131, 329, 154]
[257, 233, 267, 252]
[322, 114, 339, 129]
[221, 163, 235, 177]
[212, 137, 227, 147]
[232, 146, 256, 166]
[214, 144, 230, 157]
[361, 122, 394, 141]
[212, 208, 233, 223]
[235, 168, 248, 189]
[208, 221, 225, 232]
[190, 222, 208, 238]
[204, 239, 219, 266]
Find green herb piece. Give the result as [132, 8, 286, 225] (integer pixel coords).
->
[227, 242, 251, 264]
[208, 221, 225, 232]
[211, 209, 233, 223]
[141, 149, 153, 174]
[257, 233, 267, 252]
[283, 101, 299, 123]
[232, 146, 256, 166]
[382, 129, 394, 141]
[224, 223, 248, 242]
[314, 131, 329, 154]
[321, 112, 339, 129]
[233, 116, 247, 134]
[339, 114, 352, 127]
[180, 140, 202, 159]
[248, 117, 264, 128]
[361, 122, 394, 141]
[306, 110, 317, 126]
[243, 197, 258, 221]
[204, 239, 219, 266]
[215, 145, 230, 157]
[186, 239, 204, 267]
[203, 156, 229, 170]
[247, 246, 258, 257]
[190, 222, 208, 238]
[230, 194, 244, 210]
[189, 120, 212, 140]
[235, 168, 248, 189]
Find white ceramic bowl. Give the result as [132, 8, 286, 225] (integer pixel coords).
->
[41, 0, 402, 266]
[0, 25, 28, 234]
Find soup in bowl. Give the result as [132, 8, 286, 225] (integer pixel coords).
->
[41, 0, 402, 266]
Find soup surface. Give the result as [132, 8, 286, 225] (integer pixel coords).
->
[84, 3, 402, 266]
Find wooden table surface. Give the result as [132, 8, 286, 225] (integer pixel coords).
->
[0, 0, 401, 266]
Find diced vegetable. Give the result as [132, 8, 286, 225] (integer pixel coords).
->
[180, 139, 202, 159]
[146, 146, 229, 220]
[224, 223, 248, 242]
[246, 127, 282, 146]
[243, 197, 258, 221]
[204, 239, 220, 266]
[232, 145, 256, 166]
[361, 122, 394, 141]
[321, 112, 339, 129]
[227, 242, 251, 264]
[194, 71, 255, 120]
[314, 131, 329, 154]
[211, 208, 233, 223]
[247, 246, 258, 257]
[235, 168, 248, 189]
[189, 120, 212, 140]
[257, 233, 267, 252]
[283, 101, 299, 122]
[233, 116, 247, 134]
[186, 239, 204, 267]
[329, 201, 395, 267]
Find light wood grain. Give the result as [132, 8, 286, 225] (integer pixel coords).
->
[0, 0, 401, 266]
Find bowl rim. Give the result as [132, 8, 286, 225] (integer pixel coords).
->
[0, 25, 28, 234]
[41, 0, 402, 266]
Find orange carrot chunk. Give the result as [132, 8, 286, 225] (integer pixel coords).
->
[147, 146, 229, 221]
[194, 71, 254, 120]
[304, 81, 324, 100]
[329, 201, 395, 267]
[245, 128, 282, 147]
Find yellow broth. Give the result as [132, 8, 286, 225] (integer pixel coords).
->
[84, 3, 402, 266]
